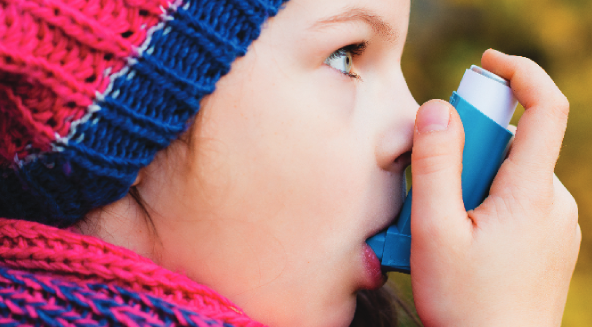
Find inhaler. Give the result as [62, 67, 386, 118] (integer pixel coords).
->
[367, 66, 518, 273]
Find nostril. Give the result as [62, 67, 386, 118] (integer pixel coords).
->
[394, 151, 412, 167]
[375, 123, 414, 171]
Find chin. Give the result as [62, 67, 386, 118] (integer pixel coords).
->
[317, 298, 357, 327]
[263, 294, 357, 327]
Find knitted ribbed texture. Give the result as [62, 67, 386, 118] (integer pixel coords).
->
[0, 0, 289, 226]
[0, 218, 265, 326]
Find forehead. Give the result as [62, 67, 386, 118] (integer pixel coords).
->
[284, 0, 410, 29]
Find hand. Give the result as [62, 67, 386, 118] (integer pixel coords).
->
[409, 49, 581, 327]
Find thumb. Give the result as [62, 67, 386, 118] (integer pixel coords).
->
[410, 100, 469, 245]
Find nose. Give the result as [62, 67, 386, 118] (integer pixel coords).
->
[374, 79, 419, 172]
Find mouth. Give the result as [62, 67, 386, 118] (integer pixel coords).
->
[360, 191, 407, 290]
[360, 243, 388, 290]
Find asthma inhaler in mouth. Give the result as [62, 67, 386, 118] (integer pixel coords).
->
[367, 65, 519, 274]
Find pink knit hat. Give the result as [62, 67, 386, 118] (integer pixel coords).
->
[0, 0, 288, 226]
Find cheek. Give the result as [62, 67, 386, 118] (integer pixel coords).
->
[180, 68, 372, 311]
[200, 62, 372, 241]
[241, 72, 365, 213]
[161, 216, 289, 296]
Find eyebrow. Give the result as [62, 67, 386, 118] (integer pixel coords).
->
[311, 8, 399, 42]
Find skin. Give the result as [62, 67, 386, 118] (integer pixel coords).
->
[78, 0, 581, 326]
[82, 1, 416, 326]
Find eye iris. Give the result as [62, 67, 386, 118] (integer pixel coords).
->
[344, 54, 352, 72]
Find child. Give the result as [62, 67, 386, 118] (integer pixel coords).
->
[0, 0, 580, 326]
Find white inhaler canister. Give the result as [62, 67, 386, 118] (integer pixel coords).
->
[457, 65, 518, 127]
[366, 66, 518, 274]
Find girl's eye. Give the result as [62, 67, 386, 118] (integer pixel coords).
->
[325, 49, 354, 75]
[324, 43, 367, 79]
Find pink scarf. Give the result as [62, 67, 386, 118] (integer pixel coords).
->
[0, 218, 264, 326]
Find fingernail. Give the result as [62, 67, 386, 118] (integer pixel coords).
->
[416, 101, 450, 133]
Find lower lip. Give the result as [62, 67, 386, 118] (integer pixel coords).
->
[361, 244, 386, 290]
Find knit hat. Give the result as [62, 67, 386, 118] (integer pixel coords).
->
[0, 0, 289, 226]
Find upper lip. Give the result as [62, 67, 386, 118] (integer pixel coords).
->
[364, 152, 411, 240]
[366, 213, 398, 241]
[365, 198, 405, 241]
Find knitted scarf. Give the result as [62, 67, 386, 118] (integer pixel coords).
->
[0, 218, 264, 326]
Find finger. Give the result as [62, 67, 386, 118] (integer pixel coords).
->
[482, 50, 568, 183]
[411, 100, 470, 244]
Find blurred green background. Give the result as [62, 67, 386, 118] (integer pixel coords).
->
[392, 0, 592, 325]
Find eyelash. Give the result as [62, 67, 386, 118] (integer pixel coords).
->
[327, 42, 368, 79]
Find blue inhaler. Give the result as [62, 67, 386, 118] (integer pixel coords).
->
[367, 65, 518, 274]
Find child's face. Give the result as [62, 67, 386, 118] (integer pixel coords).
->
[140, 0, 417, 325]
